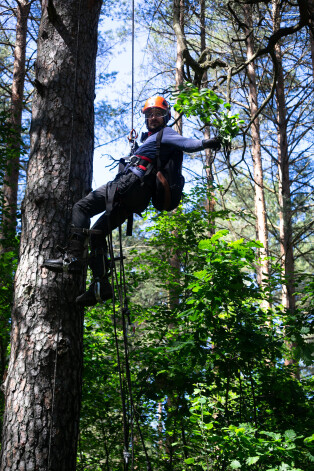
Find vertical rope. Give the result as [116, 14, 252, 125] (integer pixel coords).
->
[108, 231, 130, 470]
[131, 0, 135, 131]
[117, 227, 153, 471]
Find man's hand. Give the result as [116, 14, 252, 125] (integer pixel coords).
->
[202, 137, 222, 151]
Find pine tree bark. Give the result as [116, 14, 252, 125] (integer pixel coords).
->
[0, 1, 101, 470]
[244, 4, 269, 286]
[272, 0, 296, 316]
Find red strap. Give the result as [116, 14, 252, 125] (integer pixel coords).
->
[135, 154, 153, 163]
[138, 165, 147, 171]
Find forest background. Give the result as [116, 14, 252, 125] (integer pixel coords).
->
[0, 0, 313, 470]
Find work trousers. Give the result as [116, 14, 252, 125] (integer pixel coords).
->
[72, 171, 154, 250]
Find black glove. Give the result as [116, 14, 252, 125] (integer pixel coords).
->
[202, 137, 222, 151]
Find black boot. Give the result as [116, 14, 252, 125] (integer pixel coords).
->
[43, 234, 87, 274]
[76, 249, 113, 307]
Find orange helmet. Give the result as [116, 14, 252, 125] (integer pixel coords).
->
[142, 96, 171, 125]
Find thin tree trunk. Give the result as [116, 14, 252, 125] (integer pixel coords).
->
[173, 0, 184, 136]
[162, 2, 186, 464]
[0, 0, 31, 446]
[200, 0, 215, 235]
[272, 0, 297, 372]
[244, 4, 269, 286]
[272, 0, 295, 317]
[308, 0, 314, 80]
[169, 0, 184, 312]
[310, 28, 314, 81]
[0, 1, 101, 470]
[1, 0, 30, 245]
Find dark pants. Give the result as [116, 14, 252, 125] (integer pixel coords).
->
[72, 171, 154, 250]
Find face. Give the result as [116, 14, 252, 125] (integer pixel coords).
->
[145, 107, 166, 130]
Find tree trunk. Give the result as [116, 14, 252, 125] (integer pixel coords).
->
[244, 4, 269, 286]
[310, 28, 314, 81]
[169, 0, 184, 312]
[272, 0, 295, 317]
[0, 1, 101, 470]
[173, 0, 184, 136]
[200, 0, 215, 235]
[0, 0, 31, 426]
[272, 0, 297, 374]
[1, 0, 30, 246]
[308, 0, 314, 80]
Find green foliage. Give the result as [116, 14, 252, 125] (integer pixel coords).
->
[172, 83, 244, 143]
[78, 185, 314, 470]
[186, 385, 313, 470]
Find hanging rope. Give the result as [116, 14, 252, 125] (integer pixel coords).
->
[131, 0, 135, 131]
[108, 229, 131, 470]
[108, 228, 153, 470]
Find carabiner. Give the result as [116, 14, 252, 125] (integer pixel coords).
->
[128, 128, 138, 142]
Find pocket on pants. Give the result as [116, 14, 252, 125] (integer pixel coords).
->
[116, 172, 151, 213]
[116, 172, 140, 198]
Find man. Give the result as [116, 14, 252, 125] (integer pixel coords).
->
[44, 96, 221, 307]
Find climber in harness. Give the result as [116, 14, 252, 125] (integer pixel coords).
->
[43, 96, 221, 307]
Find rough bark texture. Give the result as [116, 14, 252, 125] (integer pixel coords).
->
[0, 1, 101, 470]
[1, 0, 30, 243]
[244, 4, 269, 286]
[272, 0, 295, 314]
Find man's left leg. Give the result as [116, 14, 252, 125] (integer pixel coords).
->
[75, 203, 132, 306]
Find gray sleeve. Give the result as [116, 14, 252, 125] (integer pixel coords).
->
[162, 126, 204, 153]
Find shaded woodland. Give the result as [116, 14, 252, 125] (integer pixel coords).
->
[0, 0, 313, 470]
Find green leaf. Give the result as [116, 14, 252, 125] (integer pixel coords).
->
[230, 460, 242, 469]
[284, 430, 296, 440]
[246, 456, 260, 465]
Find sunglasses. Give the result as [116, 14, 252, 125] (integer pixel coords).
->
[145, 109, 167, 119]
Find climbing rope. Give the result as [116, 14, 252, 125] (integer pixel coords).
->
[108, 227, 153, 470]
[108, 229, 131, 469]
[131, 0, 135, 131]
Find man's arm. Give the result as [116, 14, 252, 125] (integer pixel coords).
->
[163, 126, 221, 152]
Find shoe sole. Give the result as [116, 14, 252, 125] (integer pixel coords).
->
[75, 291, 113, 307]
[42, 262, 82, 274]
